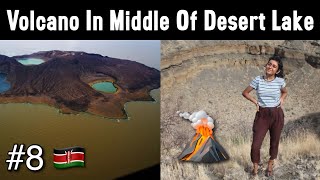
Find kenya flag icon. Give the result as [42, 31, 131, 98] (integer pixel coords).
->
[53, 146, 85, 169]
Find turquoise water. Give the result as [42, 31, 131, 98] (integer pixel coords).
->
[17, 58, 45, 65]
[0, 73, 10, 93]
[92, 82, 117, 93]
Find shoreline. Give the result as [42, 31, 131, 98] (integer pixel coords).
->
[0, 88, 160, 120]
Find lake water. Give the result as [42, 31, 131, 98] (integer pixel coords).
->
[92, 82, 117, 93]
[17, 58, 45, 65]
[0, 73, 10, 93]
[0, 89, 160, 179]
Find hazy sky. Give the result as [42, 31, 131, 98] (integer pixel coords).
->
[0, 40, 160, 69]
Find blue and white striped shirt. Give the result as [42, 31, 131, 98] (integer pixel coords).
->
[250, 76, 286, 107]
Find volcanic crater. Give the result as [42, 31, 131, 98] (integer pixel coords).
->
[0, 50, 160, 118]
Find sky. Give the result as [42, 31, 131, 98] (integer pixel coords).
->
[0, 40, 160, 70]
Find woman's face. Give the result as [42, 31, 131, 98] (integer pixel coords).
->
[265, 60, 279, 76]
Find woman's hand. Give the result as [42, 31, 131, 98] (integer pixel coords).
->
[255, 102, 259, 112]
[280, 97, 285, 107]
[242, 86, 259, 111]
[280, 87, 287, 107]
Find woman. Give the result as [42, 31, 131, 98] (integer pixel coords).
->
[242, 55, 288, 176]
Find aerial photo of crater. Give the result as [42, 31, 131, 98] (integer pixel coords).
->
[0, 40, 160, 179]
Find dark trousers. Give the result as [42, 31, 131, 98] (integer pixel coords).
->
[251, 106, 284, 163]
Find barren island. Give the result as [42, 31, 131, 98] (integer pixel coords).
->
[0, 50, 160, 118]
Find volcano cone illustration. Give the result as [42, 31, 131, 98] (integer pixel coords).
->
[178, 112, 229, 163]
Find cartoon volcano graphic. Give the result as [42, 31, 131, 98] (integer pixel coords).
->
[178, 111, 229, 163]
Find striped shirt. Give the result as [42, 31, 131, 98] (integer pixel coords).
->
[250, 76, 286, 107]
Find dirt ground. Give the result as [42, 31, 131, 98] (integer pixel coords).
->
[161, 40, 320, 179]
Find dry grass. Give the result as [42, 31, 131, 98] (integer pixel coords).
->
[161, 129, 320, 179]
[280, 129, 320, 161]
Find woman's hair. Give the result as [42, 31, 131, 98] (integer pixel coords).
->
[268, 55, 284, 78]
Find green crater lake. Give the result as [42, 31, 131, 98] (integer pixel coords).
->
[92, 82, 117, 93]
[17, 58, 45, 65]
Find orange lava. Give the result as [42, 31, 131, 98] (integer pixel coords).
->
[182, 118, 214, 160]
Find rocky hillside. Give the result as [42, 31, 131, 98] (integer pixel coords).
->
[161, 40, 320, 179]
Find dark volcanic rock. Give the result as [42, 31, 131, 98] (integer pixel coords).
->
[0, 51, 160, 118]
[305, 55, 320, 68]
